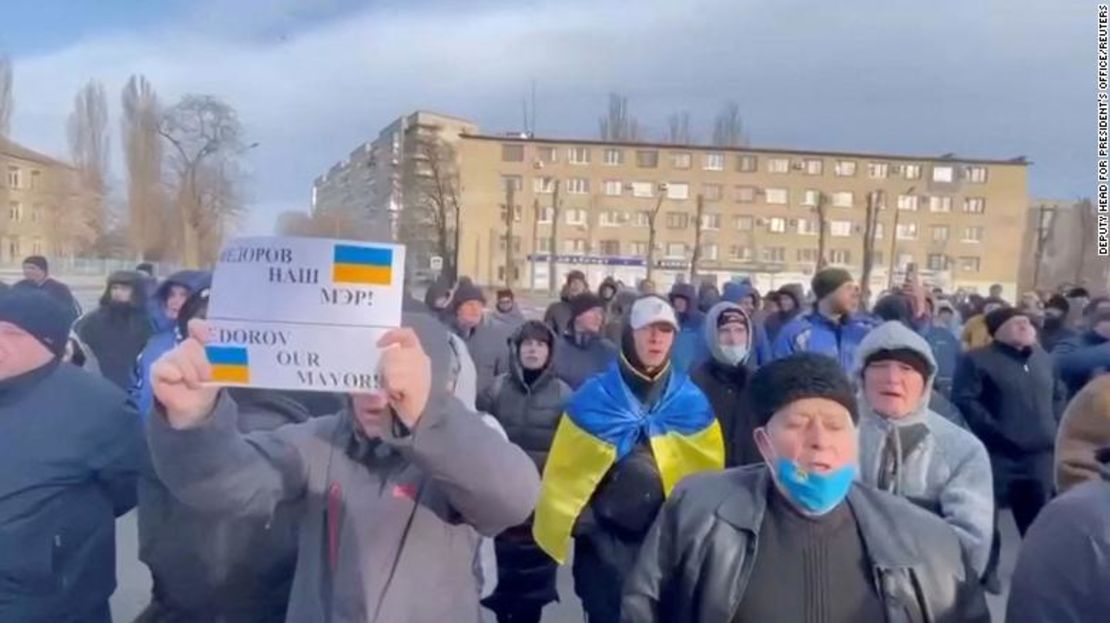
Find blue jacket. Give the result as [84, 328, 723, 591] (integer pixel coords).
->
[771, 311, 872, 372]
[923, 326, 960, 392]
[1054, 331, 1110, 398]
[669, 284, 708, 373]
[720, 282, 771, 365]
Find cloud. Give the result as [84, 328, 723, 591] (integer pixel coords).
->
[7, 0, 1090, 233]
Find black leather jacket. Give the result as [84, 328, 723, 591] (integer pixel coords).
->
[621, 466, 990, 623]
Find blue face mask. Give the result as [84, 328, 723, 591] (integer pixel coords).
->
[772, 457, 856, 515]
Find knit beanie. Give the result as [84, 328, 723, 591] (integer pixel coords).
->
[450, 282, 486, 310]
[0, 290, 70, 357]
[717, 307, 748, 330]
[747, 353, 859, 427]
[22, 255, 48, 273]
[985, 307, 1025, 337]
[864, 348, 934, 382]
[811, 268, 853, 301]
[569, 292, 604, 319]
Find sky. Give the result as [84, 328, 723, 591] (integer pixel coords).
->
[1, 0, 1093, 234]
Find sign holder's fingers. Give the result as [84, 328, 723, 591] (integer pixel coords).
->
[187, 318, 213, 345]
[377, 327, 420, 350]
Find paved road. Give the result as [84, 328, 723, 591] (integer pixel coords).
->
[111, 508, 1019, 622]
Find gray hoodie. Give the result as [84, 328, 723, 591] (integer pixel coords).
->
[855, 321, 994, 577]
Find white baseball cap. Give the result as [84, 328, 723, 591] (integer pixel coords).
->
[629, 296, 679, 331]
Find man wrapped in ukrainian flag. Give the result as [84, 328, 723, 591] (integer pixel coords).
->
[533, 294, 724, 622]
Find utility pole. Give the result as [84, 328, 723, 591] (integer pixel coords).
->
[530, 198, 540, 293]
[547, 180, 561, 296]
[860, 190, 883, 306]
[1033, 203, 1049, 290]
[645, 183, 668, 284]
[503, 182, 516, 288]
[815, 192, 829, 270]
[689, 193, 705, 282]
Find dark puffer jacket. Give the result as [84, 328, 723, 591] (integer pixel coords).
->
[75, 270, 152, 390]
[551, 330, 619, 390]
[690, 302, 756, 467]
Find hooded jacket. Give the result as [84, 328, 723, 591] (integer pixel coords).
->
[1055, 374, 1110, 494]
[1005, 449, 1110, 623]
[668, 283, 709, 372]
[492, 301, 526, 329]
[763, 287, 802, 342]
[696, 283, 721, 314]
[147, 270, 209, 333]
[855, 321, 994, 577]
[1053, 329, 1110, 398]
[690, 302, 757, 467]
[721, 282, 772, 365]
[74, 270, 153, 390]
[771, 309, 872, 373]
[146, 311, 540, 623]
[544, 278, 586, 334]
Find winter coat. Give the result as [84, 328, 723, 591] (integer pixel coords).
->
[75, 271, 153, 391]
[0, 361, 141, 623]
[621, 466, 991, 623]
[146, 270, 209, 334]
[961, 314, 992, 351]
[1039, 319, 1076, 353]
[138, 389, 314, 621]
[544, 291, 575, 334]
[720, 282, 773, 365]
[855, 322, 995, 577]
[1053, 330, 1110, 398]
[1055, 375, 1110, 494]
[771, 311, 872, 373]
[13, 277, 81, 324]
[453, 314, 513, 400]
[146, 311, 540, 623]
[1005, 451, 1110, 623]
[952, 341, 1066, 485]
[604, 290, 639, 345]
[923, 325, 960, 394]
[690, 302, 757, 467]
[485, 323, 573, 472]
[669, 283, 709, 373]
[696, 283, 720, 314]
[551, 329, 618, 390]
[492, 303, 526, 330]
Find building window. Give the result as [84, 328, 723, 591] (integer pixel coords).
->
[666, 212, 690, 229]
[927, 254, 949, 271]
[896, 223, 918, 240]
[7, 167, 20, 189]
[31, 238, 42, 255]
[599, 210, 623, 227]
[538, 237, 552, 252]
[761, 247, 786, 263]
[632, 211, 650, 227]
[537, 146, 558, 164]
[566, 178, 590, 195]
[501, 144, 524, 162]
[829, 249, 852, 265]
[931, 225, 949, 241]
[765, 188, 788, 205]
[868, 162, 889, 179]
[537, 205, 554, 224]
[8, 239, 19, 259]
[735, 185, 757, 203]
[897, 195, 919, 211]
[903, 164, 922, 180]
[670, 152, 691, 169]
[834, 160, 857, 176]
[565, 209, 588, 226]
[534, 177, 555, 194]
[568, 147, 591, 165]
[636, 150, 659, 168]
[967, 166, 988, 183]
[873, 251, 884, 266]
[962, 226, 984, 243]
[603, 180, 623, 196]
[768, 158, 790, 174]
[497, 236, 523, 252]
[700, 213, 721, 230]
[704, 153, 725, 171]
[737, 155, 758, 172]
[700, 243, 719, 260]
[928, 196, 952, 213]
[667, 183, 690, 200]
[797, 218, 818, 235]
[599, 240, 621, 255]
[31, 204, 41, 223]
[932, 165, 954, 183]
[802, 189, 820, 207]
[768, 217, 787, 233]
[563, 238, 587, 254]
[604, 149, 623, 165]
[964, 197, 986, 214]
[9, 202, 22, 222]
[496, 265, 521, 282]
[803, 159, 823, 175]
[730, 245, 754, 261]
[797, 248, 819, 262]
[501, 175, 523, 191]
[499, 204, 523, 223]
[735, 215, 754, 231]
[702, 183, 723, 201]
[665, 242, 687, 258]
[959, 256, 981, 273]
[631, 181, 654, 198]
[832, 191, 854, 208]
[830, 220, 853, 237]
[29, 171, 41, 190]
[630, 241, 648, 256]
[874, 223, 885, 239]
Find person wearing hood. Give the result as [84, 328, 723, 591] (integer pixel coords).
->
[598, 276, 619, 309]
[492, 288, 526, 329]
[1053, 309, 1110, 398]
[534, 295, 724, 622]
[764, 286, 803, 342]
[423, 279, 453, 323]
[481, 320, 573, 623]
[696, 282, 721, 314]
[622, 352, 990, 623]
[691, 302, 758, 467]
[146, 309, 540, 621]
[1039, 294, 1075, 352]
[772, 267, 871, 373]
[544, 270, 588, 333]
[450, 281, 512, 402]
[668, 282, 710, 372]
[74, 270, 153, 390]
[855, 321, 994, 578]
[0, 290, 142, 623]
[873, 293, 961, 402]
[551, 292, 618, 390]
[933, 298, 963, 338]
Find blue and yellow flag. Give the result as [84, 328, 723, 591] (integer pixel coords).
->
[533, 362, 724, 564]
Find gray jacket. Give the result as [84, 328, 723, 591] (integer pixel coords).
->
[855, 321, 994, 577]
[551, 330, 619, 390]
[454, 314, 512, 400]
[147, 313, 540, 623]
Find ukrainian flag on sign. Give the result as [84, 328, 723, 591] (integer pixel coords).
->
[333, 244, 393, 286]
[207, 345, 250, 384]
[533, 360, 724, 564]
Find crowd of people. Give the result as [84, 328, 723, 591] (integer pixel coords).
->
[2, 251, 1110, 622]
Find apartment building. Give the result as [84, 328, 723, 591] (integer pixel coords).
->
[1017, 199, 1110, 294]
[0, 139, 73, 264]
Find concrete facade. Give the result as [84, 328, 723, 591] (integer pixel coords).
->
[0, 139, 75, 264]
[1018, 198, 1110, 295]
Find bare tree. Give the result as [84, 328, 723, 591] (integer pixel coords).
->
[666, 111, 693, 144]
[645, 184, 668, 283]
[398, 132, 462, 282]
[712, 100, 746, 147]
[121, 75, 166, 261]
[598, 93, 642, 142]
[814, 192, 829, 270]
[159, 94, 246, 266]
[547, 180, 561, 295]
[690, 194, 705, 281]
[67, 80, 111, 254]
[502, 180, 517, 288]
[860, 190, 884, 305]
[0, 55, 11, 139]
